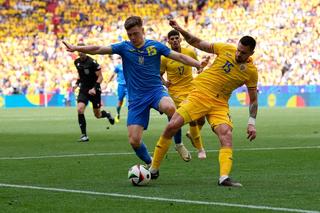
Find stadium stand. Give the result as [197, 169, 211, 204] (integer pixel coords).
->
[0, 0, 319, 96]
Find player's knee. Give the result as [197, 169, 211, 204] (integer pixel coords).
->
[164, 104, 176, 117]
[77, 108, 84, 114]
[129, 142, 140, 149]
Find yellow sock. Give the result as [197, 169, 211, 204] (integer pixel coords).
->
[219, 147, 233, 177]
[189, 125, 204, 150]
[151, 136, 172, 170]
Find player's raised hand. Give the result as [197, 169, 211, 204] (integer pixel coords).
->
[247, 124, 256, 141]
[62, 41, 76, 52]
[199, 55, 210, 70]
[169, 20, 182, 31]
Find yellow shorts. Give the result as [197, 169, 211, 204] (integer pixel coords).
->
[169, 90, 189, 108]
[176, 91, 233, 129]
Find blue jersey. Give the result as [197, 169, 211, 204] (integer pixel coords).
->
[111, 39, 171, 101]
[114, 64, 126, 85]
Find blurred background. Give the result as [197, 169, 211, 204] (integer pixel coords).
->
[0, 0, 319, 108]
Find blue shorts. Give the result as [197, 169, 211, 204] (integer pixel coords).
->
[127, 87, 169, 130]
[117, 84, 127, 101]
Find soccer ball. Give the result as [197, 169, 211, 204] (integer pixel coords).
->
[128, 164, 151, 186]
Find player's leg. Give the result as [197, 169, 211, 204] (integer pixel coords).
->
[127, 99, 153, 165]
[77, 92, 89, 142]
[187, 118, 206, 159]
[167, 96, 183, 146]
[90, 93, 114, 125]
[115, 100, 123, 123]
[208, 108, 242, 187]
[150, 92, 208, 178]
[128, 124, 152, 166]
[158, 95, 191, 162]
[167, 116, 182, 145]
[149, 111, 185, 178]
[115, 84, 126, 122]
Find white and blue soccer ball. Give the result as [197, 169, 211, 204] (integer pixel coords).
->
[128, 164, 151, 186]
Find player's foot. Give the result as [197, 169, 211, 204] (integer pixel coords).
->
[149, 168, 159, 180]
[198, 148, 207, 159]
[115, 114, 120, 123]
[218, 177, 242, 187]
[175, 143, 191, 162]
[186, 131, 197, 149]
[105, 112, 115, 125]
[145, 157, 152, 169]
[78, 134, 89, 142]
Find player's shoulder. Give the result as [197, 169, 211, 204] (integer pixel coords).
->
[181, 47, 195, 55]
[113, 40, 130, 48]
[145, 39, 165, 47]
[86, 56, 97, 64]
[145, 39, 157, 44]
[215, 42, 236, 50]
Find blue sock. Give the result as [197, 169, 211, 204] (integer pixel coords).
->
[174, 128, 182, 144]
[116, 106, 121, 115]
[134, 142, 152, 164]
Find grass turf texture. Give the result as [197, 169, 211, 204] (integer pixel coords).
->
[0, 107, 319, 213]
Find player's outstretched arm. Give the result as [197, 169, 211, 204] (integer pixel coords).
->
[167, 50, 203, 69]
[62, 41, 112, 55]
[169, 20, 213, 54]
[247, 87, 258, 141]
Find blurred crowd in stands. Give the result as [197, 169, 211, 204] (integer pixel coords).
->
[0, 0, 319, 96]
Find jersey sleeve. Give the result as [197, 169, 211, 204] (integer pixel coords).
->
[111, 42, 124, 55]
[246, 67, 258, 88]
[156, 42, 171, 57]
[213, 42, 226, 55]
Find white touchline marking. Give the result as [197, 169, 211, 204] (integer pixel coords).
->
[0, 183, 318, 213]
[0, 152, 133, 160]
[0, 146, 319, 160]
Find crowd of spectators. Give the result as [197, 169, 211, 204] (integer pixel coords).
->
[0, 0, 319, 96]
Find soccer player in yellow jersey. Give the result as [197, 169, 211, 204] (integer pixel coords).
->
[150, 20, 258, 187]
[161, 30, 206, 160]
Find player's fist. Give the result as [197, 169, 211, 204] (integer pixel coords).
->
[247, 124, 256, 141]
[200, 55, 210, 69]
[62, 41, 76, 52]
[169, 20, 182, 31]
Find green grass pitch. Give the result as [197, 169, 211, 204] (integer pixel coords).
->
[0, 107, 319, 213]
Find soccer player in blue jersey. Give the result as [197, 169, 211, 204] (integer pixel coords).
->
[63, 16, 207, 167]
[107, 56, 127, 123]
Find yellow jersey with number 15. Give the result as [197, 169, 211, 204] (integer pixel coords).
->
[192, 43, 258, 101]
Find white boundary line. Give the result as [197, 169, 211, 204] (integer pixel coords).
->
[0, 183, 318, 213]
[0, 146, 319, 160]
